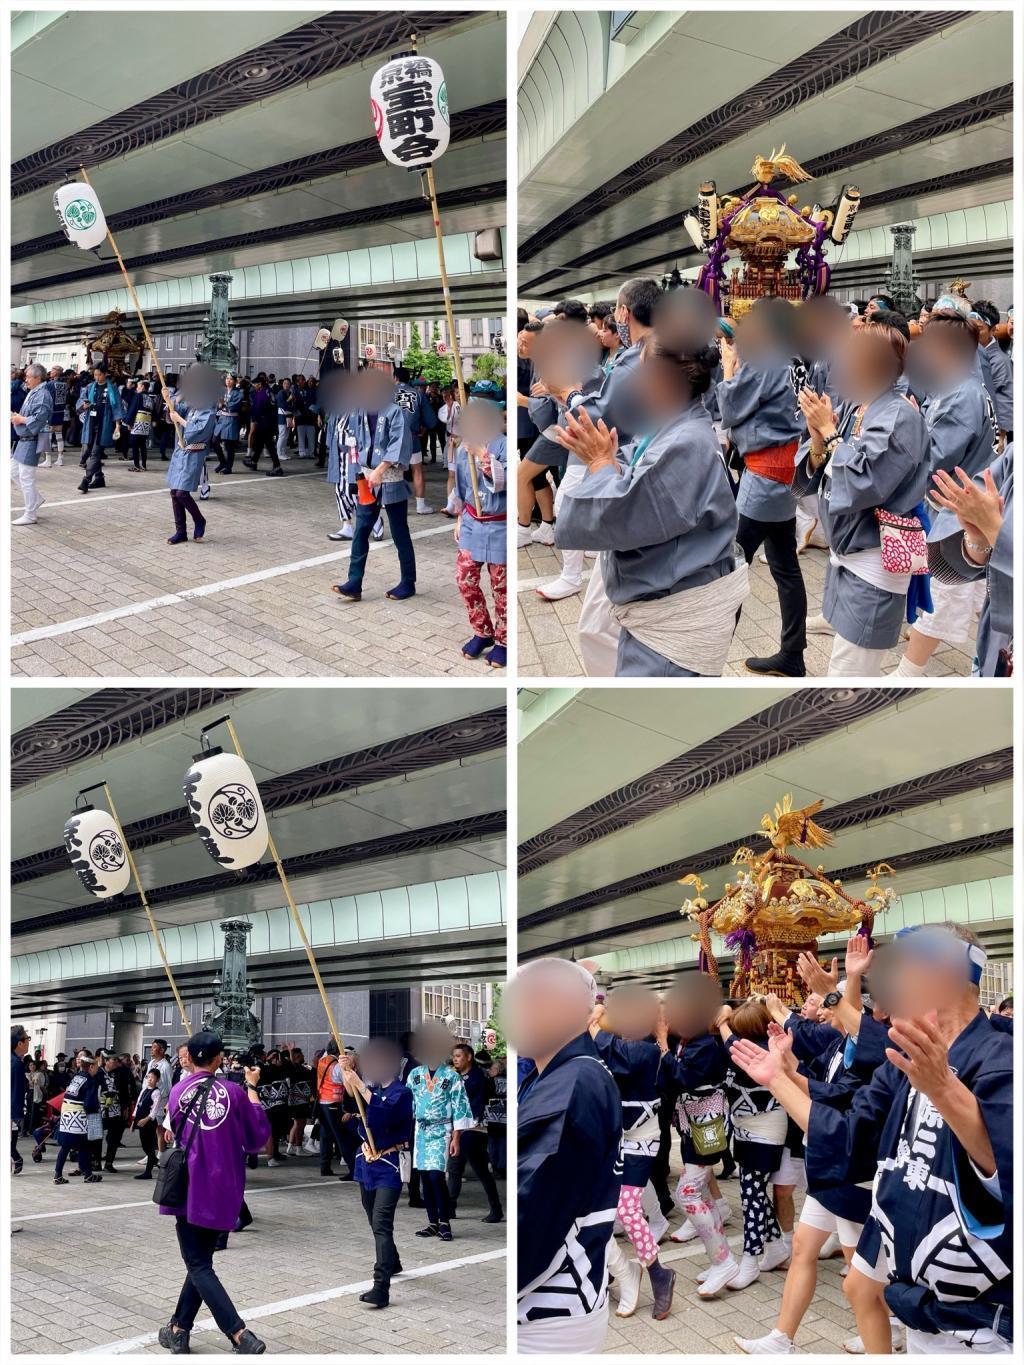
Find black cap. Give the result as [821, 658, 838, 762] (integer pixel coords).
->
[187, 1031, 224, 1064]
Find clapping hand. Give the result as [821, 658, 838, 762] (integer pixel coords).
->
[552, 406, 618, 468]
[931, 466, 1004, 548]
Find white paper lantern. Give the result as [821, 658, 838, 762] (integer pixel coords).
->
[53, 182, 108, 251]
[371, 55, 450, 170]
[183, 748, 269, 870]
[64, 805, 131, 899]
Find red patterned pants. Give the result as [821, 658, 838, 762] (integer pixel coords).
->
[456, 550, 507, 645]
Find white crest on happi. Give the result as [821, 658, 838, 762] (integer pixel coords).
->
[370, 55, 450, 170]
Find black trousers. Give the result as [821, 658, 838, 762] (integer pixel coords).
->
[55, 1140, 92, 1178]
[81, 433, 107, 487]
[360, 1183, 402, 1289]
[104, 1119, 126, 1166]
[173, 1218, 245, 1339]
[736, 514, 807, 658]
[319, 1103, 343, 1173]
[650, 1106, 675, 1215]
[214, 438, 237, 471]
[419, 1167, 452, 1225]
[247, 427, 280, 469]
[138, 1122, 158, 1174]
[447, 1129, 502, 1215]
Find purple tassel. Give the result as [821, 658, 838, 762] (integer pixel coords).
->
[724, 926, 756, 974]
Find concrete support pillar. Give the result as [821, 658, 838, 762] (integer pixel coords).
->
[110, 1007, 149, 1058]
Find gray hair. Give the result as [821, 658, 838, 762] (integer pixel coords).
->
[25, 363, 46, 381]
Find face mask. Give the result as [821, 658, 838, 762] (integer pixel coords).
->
[616, 319, 632, 346]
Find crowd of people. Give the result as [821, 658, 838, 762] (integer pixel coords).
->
[511, 932, 1012, 1355]
[9, 356, 509, 667]
[11, 1021, 507, 1348]
[516, 283, 1013, 678]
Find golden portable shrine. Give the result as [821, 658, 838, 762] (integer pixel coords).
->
[686, 145, 862, 321]
[82, 309, 146, 376]
[679, 795, 897, 999]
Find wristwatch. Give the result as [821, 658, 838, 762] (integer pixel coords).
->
[822, 990, 841, 1008]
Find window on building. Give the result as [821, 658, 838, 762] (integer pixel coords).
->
[162, 1004, 175, 1025]
[275, 996, 285, 1015]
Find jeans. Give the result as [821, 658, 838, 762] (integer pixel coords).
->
[419, 1167, 452, 1226]
[736, 514, 807, 658]
[348, 498, 415, 588]
[297, 424, 314, 458]
[173, 1218, 245, 1339]
[447, 1130, 502, 1215]
[360, 1183, 402, 1288]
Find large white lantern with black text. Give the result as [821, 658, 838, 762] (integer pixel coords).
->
[53, 181, 108, 252]
[183, 747, 269, 870]
[64, 805, 131, 899]
[371, 55, 450, 169]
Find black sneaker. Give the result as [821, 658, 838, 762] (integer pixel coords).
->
[158, 1325, 190, 1355]
[744, 651, 806, 678]
[482, 1209, 504, 1223]
[12, 1160, 23, 1175]
[415, 1223, 439, 1238]
[231, 1329, 266, 1354]
[359, 1286, 390, 1309]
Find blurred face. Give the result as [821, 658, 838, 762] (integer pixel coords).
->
[360, 369, 397, 413]
[664, 974, 723, 1037]
[832, 329, 900, 404]
[910, 324, 974, 393]
[360, 1040, 399, 1086]
[531, 320, 601, 390]
[461, 399, 503, 446]
[868, 934, 976, 1018]
[179, 364, 225, 409]
[414, 1022, 454, 1071]
[603, 985, 659, 1041]
[503, 962, 594, 1061]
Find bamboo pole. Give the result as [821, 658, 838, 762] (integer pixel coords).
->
[78, 164, 182, 447]
[410, 34, 481, 514]
[220, 718, 376, 1154]
[100, 783, 190, 1029]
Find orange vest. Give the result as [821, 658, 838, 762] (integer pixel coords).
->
[316, 1054, 345, 1104]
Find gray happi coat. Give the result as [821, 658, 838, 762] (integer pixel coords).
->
[716, 360, 802, 522]
[793, 386, 929, 649]
[555, 401, 738, 606]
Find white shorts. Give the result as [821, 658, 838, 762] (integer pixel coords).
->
[407, 442, 423, 466]
[518, 1303, 609, 1354]
[771, 1149, 806, 1189]
[851, 1241, 889, 1283]
[905, 1327, 1010, 1355]
[912, 578, 986, 646]
[798, 1194, 863, 1248]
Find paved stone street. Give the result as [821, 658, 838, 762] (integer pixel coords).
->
[10, 1130, 507, 1355]
[11, 454, 501, 679]
[518, 540, 974, 679]
[602, 1169, 854, 1356]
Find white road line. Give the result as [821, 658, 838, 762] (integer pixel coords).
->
[11, 1176, 339, 1221]
[27, 471, 320, 508]
[11, 523, 455, 648]
[83, 1249, 507, 1353]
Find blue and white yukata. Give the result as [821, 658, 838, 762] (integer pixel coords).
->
[10, 382, 52, 521]
[793, 385, 930, 674]
[406, 1063, 473, 1233]
[911, 376, 1001, 653]
[556, 401, 744, 676]
[517, 1033, 623, 1354]
[337, 403, 415, 594]
[807, 1010, 1012, 1353]
[455, 435, 507, 653]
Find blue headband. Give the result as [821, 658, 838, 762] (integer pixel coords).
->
[893, 926, 986, 985]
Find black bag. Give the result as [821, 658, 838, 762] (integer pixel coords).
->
[152, 1076, 214, 1212]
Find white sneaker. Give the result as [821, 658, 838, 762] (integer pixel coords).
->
[302, 1140, 319, 1156]
[648, 1209, 669, 1245]
[530, 521, 555, 546]
[698, 1256, 740, 1298]
[726, 1252, 761, 1291]
[584, 550, 598, 559]
[516, 524, 534, 549]
[759, 1237, 791, 1272]
[40, 458, 52, 469]
[12, 513, 38, 526]
[818, 1231, 842, 1259]
[267, 1158, 281, 1168]
[135, 1157, 148, 1166]
[536, 575, 583, 601]
[614, 1260, 642, 1318]
[717, 1198, 734, 1226]
[844, 1337, 865, 1355]
[891, 1322, 907, 1353]
[735, 1330, 795, 1354]
[415, 499, 434, 515]
[670, 1218, 698, 1244]
[806, 613, 835, 635]
[56, 456, 64, 467]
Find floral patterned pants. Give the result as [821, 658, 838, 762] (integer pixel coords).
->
[456, 550, 507, 645]
[617, 1183, 659, 1266]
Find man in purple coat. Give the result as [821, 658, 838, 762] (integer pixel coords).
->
[158, 1032, 270, 1355]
